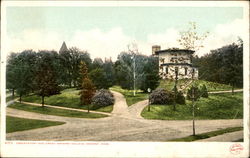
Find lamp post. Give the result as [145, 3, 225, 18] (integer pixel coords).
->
[131, 54, 136, 96]
[147, 88, 151, 112]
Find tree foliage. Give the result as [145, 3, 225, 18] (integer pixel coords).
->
[193, 40, 243, 91]
[79, 61, 95, 112]
[114, 51, 159, 92]
[35, 51, 61, 106]
[177, 22, 209, 51]
[6, 50, 36, 102]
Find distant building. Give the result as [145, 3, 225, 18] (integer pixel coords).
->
[59, 41, 68, 53]
[152, 45, 198, 80]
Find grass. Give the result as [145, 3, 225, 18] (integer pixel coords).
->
[141, 92, 243, 120]
[22, 88, 113, 113]
[158, 79, 236, 92]
[170, 127, 243, 142]
[6, 116, 65, 133]
[8, 102, 108, 118]
[110, 86, 148, 106]
[6, 95, 18, 102]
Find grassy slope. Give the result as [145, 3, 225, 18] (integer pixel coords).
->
[22, 88, 113, 113]
[110, 86, 148, 106]
[170, 127, 243, 142]
[141, 92, 243, 120]
[6, 116, 65, 133]
[158, 79, 233, 92]
[9, 102, 108, 118]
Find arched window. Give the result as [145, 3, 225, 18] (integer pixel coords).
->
[166, 67, 168, 74]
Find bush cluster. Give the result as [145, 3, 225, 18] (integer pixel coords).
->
[187, 84, 209, 101]
[176, 91, 186, 105]
[91, 89, 114, 109]
[149, 88, 174, 105]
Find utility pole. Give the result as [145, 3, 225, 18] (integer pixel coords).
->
[191, 68, 196, 136]
[173, 67, 178, 111]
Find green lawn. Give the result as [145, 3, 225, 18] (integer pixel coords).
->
[6, 95, 18, 102]
[141, 92, 243, 120]
[110, 86, 148, 106]
[6, 116, 65, 133]
[22, 88, 113, 113]
[170, 127, 243, 142]
[158, 79, 235, 92]
[8, 102, 108, 118]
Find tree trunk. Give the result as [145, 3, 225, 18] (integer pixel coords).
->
[87, 104, 89, 113]
[12, 89, 15, 97]
[42, 96, 45, 106]
[232, 83, 234, 95]
[19, 94, 22, 103]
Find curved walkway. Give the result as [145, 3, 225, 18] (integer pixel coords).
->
[18, 100, 112, 116]
[6, 91, 243, 141]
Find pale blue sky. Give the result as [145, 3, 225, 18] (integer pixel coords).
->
[7, 7, 242, 41]
[5, 6, 244, 59]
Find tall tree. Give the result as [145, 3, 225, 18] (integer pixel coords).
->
[92, 58, 104, 70]
[35, 51, 60, 106]
[69, 47, 92, 87]
[89, 68, 109, 89]
[6, 50, 36, 102]
[177, 22, 209, 51]
[79, 61, 95, 112]
[139, 56, 160, 92]
[193, 40, 243, 93]
[102, 59, 115, 88]
[6, 53, 18, 97]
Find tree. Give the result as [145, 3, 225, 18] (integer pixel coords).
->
[35, 51, 60, 106]
[6, 53, 18, 97]
[6, 50, 36, 102]
[193, 40, 243, 93]
[102, 59, 115, 88]
[79, 61, 95, 112]
[114, 52, 134, 90]
[59, 49, 73, 87]
[177, 22, 209, 51]
[59, 47, 92, 88]
[92, 58, 104, 70]
[139, 56, 160, 92]
[89, 68, 108, 89]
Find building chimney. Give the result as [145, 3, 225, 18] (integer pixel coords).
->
[152, 45, 161, 56]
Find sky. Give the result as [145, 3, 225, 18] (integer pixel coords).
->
[6, 6, 245, 60]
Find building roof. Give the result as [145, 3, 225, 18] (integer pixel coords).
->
[161, 63, 198, 68]
[155, 48, 195, 55]
[59, 41, 68, 53]
[161, 63, 193, 67]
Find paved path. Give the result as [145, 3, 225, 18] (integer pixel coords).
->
[6, 91, 243, 141]
[208, 89, 243, 94]
[19, 101, 112, 116]
[195, 130, 243, 142]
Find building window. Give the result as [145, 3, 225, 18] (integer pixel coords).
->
[175, 67, 178, 74]
[166, 67, 168, 74]
[185, 67, 188, 75]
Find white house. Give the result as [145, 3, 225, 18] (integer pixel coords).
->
[152, 45, 198, 80]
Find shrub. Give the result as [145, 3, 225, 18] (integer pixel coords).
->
[176, 91, 185, 105]
[200, 84, 209, 98]
[91, 89, 114, 109]
[187, 86, 200, 101]
[149, 88, 174, 105]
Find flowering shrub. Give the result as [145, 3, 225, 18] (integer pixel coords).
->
[149, 88, 174, 105]
[91, 89, 114, 109]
